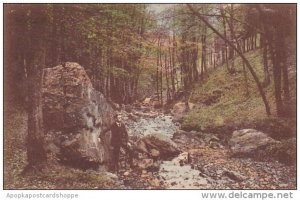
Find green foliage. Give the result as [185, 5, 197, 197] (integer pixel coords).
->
[182, 50, 275, 131]
[110, 66, 130, 77]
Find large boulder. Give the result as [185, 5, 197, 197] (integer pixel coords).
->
[229, 129, 278, 157]
[135, 133, 180, 160]
[42, 62, 115, 169]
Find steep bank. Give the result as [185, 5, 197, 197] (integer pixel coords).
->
[182, 49, 296, 142]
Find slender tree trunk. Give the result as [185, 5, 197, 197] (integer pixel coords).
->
[192, 36, 198, 81]
[201, 33, 207, 80]
[165, 53, 170, 102]
[156, 38, 160, 102]
[242, 61, 249, 97]
[169, 37, 175, 99]
[220, 5, 229, 72]
[228, 4, 235, 71]
[262, 35, 270, 87]
[270, 40, 284, 116]
[160, 41, 163, 105]
[254, 33, 257, 49]
[203, 29, 207, 76]
[279, 38, 290, 102]
[173, 34, 179, 93]
[50, 5, 59, 67]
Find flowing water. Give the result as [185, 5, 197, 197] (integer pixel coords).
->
[118, 108, 296, 189]
[121, 110, 178, 138]
[120, 108, 212, 188]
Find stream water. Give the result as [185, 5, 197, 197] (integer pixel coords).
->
[121, 109, 211, 188]
[121, 110, 178, 138]
[117, 107, 296, 189]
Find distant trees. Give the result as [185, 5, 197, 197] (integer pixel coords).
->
[53, 4, 154, 104]
[5, 4, 154, 105]
[162, 5, 209, 104]
[4, 4, 296, 122]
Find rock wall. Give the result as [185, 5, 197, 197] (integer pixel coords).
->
[42, 62, 115, 169]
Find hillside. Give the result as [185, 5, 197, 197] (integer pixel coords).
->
[182, 49, 296, 138]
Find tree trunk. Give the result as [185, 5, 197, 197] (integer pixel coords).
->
[156, 38, 160, 102]
[220, 5, 230, 72]
[262, 36, 270, 87]
[256, 5, 287, 117]
[169, 37, 175, 99]
[160, 43, 163, 106]
[50, 5, 59, 67]
[201, 33, 207, 80]
[228, 4, 235, 71]
[242, 61, 249, 97]
[165, 53, 170, 102]
[23, 5, 48, 174]
[270, 41, 284, 116]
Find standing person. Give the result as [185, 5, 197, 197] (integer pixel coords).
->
[100, 114, 133, 173]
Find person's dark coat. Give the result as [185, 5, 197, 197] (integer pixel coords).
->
[110, 122, 128, 147]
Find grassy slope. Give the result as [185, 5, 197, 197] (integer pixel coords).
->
[182, 49, 296, 137]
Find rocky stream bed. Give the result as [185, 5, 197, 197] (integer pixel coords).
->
[113, 107, 296, 189]
[38, 63, 295, 189]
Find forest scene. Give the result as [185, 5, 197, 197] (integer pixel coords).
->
[3, 3, 296, 189]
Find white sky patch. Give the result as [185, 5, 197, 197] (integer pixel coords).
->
[147, 4, 174, 15]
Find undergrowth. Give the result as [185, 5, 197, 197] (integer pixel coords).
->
[182, 49, 296, 138]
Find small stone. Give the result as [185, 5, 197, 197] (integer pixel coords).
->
[179, 160, 184, 166]
[141, 174, 148, 178]
[171, 181, 177, 186]
[150, 149, 160, 158]
[199, 172, 207, 178]
[193, 182, 200, 187]
[222, 170, 246, 182]
[151, 179, 160, 187]
[138, 158, 154, 170]
[279, 183, 289, 188]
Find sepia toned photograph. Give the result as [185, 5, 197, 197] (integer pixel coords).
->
[3, 3, 296, 190]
